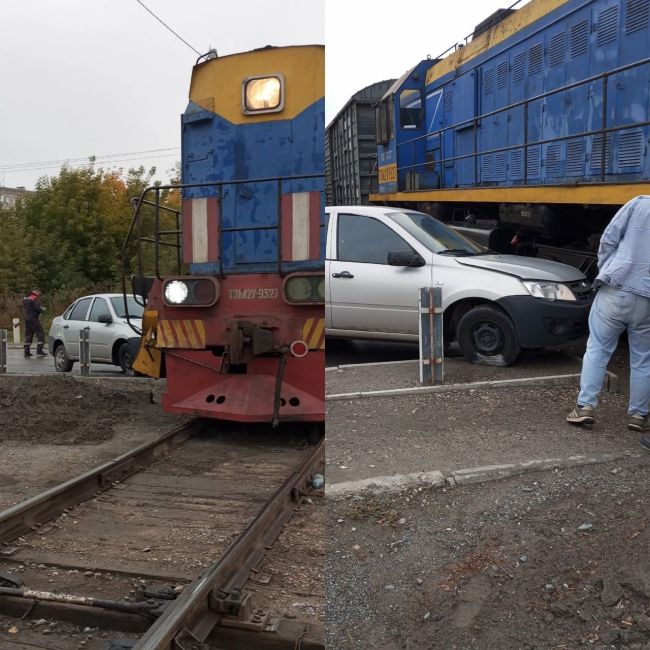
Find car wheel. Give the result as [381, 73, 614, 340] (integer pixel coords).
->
[456, 305, 521, 367]
[54, 343, 74, 372]
[118, 342, 135, 375]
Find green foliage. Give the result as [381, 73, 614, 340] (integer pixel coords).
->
[0, 160, 181, 326]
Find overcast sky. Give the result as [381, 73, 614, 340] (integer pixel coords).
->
[0, 0, 324, 190]
[325, 0, 531, 124]
[1, 0, 528, 190]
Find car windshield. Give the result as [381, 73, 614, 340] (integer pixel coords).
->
[110, 296, 144, 319]
[388, 211, 484, 256]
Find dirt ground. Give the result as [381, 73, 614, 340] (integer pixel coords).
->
[0, 376, 183, 510]
[327, 455, 650, 650]
[0, 375, 170, 444]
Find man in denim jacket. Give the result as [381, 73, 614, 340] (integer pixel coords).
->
[567, 195, 650, 440]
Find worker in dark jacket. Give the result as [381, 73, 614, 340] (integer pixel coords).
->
[23, 289, 46, 357]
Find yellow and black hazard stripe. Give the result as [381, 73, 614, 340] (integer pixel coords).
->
[157, 319, 206, 349]
[302, 318, 325, 350]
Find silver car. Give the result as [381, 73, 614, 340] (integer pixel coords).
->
[48, 293, 143, 374]
[326, 206, 594, 366]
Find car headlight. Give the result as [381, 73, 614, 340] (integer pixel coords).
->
[163, 278, 219, 307]
[522, 280, 576, 301]
[284, 274, 325, 304]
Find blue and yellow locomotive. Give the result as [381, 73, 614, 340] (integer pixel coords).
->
[124, 45, 325, 425]
[374, 0, 650, 270]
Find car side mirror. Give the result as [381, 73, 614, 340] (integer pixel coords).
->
[98, 314, 112, 324]
[387, 249, 426, 267]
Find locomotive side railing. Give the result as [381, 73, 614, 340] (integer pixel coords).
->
[394, 54, 650, 190]
[120, 175, 324, 332]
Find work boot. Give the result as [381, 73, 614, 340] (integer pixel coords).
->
[566, 404, 595, 426]
[23, 347, 31, 358]
[36, 345, 47, 357]
[628, 414, 649, 432]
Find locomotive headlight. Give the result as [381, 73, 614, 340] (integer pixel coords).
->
[284, 274, 325, 304]
[286, 277, 312, 301]
[522, 280, 576, 302]
[163, 278, 219, 307]
[242, 74, 284, 114]
[165, 280, 189, 304]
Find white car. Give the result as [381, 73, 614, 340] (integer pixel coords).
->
[325, 206, 594, 366]
[48, 293, 143, 373]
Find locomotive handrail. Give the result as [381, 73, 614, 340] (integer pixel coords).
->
[398, 54, 650, 151]
[394, 54, 650, 189]
[130, 173, 324, 193]
[120, 173, 325, 333]
[432, 0, 527, 60]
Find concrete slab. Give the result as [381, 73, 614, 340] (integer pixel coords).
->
[326, 384, 638, 485]
[448, 451, 633, 485]
[327, 470, 445, 497]
[326, 350, 583, 395]
[327, 372, 585, 400]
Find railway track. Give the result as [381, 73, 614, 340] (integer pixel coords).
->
[0, 419, 324, 649]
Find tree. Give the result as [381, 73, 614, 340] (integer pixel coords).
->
[0, 203, 35, 294]
[8, 162, 165, 293]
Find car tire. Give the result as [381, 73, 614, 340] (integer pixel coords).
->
[118, 342, 136, 375]
[54, 343, 74, 372]
[456, 305, 521, 367]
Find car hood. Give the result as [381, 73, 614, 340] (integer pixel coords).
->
[455, 255, 585, 282]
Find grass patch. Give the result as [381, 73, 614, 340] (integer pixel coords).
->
[343, 493, 401, 527]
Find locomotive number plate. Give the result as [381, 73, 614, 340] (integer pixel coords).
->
[378, 163, 397, 183]
[229, 288, 279, 300]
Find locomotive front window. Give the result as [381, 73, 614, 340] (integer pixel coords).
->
[399, 89, 422, 130]
[242, 74, 284, 114]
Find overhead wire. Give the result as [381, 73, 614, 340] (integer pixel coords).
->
[0, 148, 180, 172]
[3, 3, 197, 179]
[134, 0, 202, 56]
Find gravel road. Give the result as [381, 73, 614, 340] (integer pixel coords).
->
[327, 455, 650, 650]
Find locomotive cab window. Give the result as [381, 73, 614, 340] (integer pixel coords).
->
[375, 98, 392, 144]
[399, 89, 422, 129]
[242, 74, 285, 114]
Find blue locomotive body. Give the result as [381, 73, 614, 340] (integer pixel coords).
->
[375, 0, 650, 257]
[182, 48, 325, 276]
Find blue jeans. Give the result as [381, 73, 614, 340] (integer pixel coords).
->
[578, 285, 650, 416]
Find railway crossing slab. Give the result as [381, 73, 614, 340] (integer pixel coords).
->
[326, 351, 632, 491]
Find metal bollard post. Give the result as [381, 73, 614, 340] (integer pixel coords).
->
[12, 318, 20, 345]
[0, 329, 7, 374]
[79, 327, 91, 376]
[419, 286, 444, 385]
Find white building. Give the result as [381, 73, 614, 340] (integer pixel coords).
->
[0, 186, 28, 208]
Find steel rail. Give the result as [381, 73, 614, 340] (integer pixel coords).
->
[0, 419, 202, 545]
[132, 436, 325, 649]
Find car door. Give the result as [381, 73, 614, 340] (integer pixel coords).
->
[328, 212, 433, 334]
[87, 297, 113, 361]
[62, 297, 93, 359]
